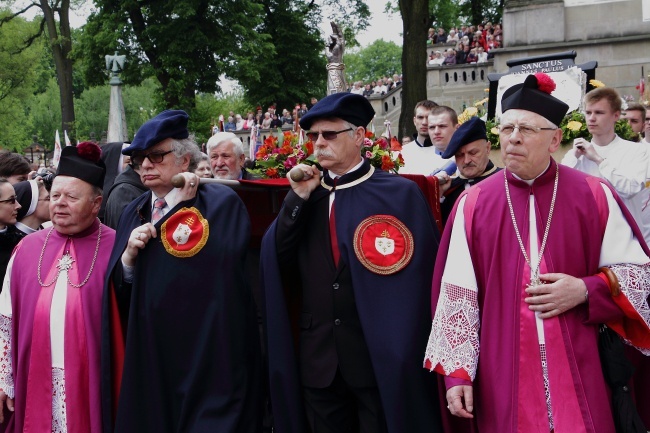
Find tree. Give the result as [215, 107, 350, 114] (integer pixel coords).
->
[344, 39, 402, 84]
[28, 78, 62, 151]
[237, 0, 326, 111]
[80, 0, 271, 113]
[1, 0, 77, 139]
[0, 10, 42, 150]
[397, 0, 429, 140]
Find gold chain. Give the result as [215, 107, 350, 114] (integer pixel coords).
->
[504, 165, 559, 285]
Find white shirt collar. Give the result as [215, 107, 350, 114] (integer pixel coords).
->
[330, 158, 364, 180]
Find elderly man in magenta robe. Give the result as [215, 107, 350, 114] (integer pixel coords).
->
[424, 73, 650, 433]
[0, 142, 116, 432]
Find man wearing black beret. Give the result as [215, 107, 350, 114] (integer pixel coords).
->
[260, 92, 443, 433]
[437, 117, 501, 225]
[102, 110, 262, 432]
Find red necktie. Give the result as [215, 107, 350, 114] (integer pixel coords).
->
[329, 180, 339, 266]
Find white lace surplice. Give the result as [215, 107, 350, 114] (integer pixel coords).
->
[0, 254, 69, 432]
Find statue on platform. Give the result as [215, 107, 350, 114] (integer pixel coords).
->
[105, 51, 126, 85]
[326, 22, 348, 94]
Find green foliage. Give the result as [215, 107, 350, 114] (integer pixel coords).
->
[344, 39, 402, 83]
[237, 0, 326, 112]
[79, 0, 270, 112]
[75, 86, 110, 140]
[193, 91, 252, 145]
[28, 78, 62, 152]
[0, 10, 42, 151]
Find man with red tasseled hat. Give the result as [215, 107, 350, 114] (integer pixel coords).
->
[425, 73, 650, 433]
[0, 142, 116, 432]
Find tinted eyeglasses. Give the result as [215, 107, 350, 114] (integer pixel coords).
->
[131, 150, 173, 167]
[0, 196, 17, 205]
[305, 128, 353, 142]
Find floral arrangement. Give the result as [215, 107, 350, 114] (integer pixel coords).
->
[247, 130, 316, 179]
[247, 129, 404, 179]
[361, 131, 404, 174]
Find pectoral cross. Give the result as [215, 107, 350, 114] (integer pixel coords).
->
[57, 253, 75, 272]
[527, 271, 544, 288]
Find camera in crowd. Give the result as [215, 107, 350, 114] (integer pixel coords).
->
[31, 169, 55, 191]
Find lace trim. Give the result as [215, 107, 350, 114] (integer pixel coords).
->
[610, 262, 650, 355]
[539, 343, 554, 431]
[424, 282, 480, 380]
[0, 314, 14, 399]
[52, 367, 67, 433]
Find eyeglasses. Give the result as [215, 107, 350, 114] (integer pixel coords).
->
[131, 150, 173, 167]
[498, 124, 557, 137]
[0, 196, 17, 205]
[305, 128, 353, 142]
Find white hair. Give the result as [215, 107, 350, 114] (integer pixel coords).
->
[206, 132, 244, 156]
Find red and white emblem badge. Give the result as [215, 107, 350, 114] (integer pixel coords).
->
[353, 215, 414, 275]
[161, 207, 209, 257]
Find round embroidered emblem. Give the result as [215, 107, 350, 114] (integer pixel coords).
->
[160, 207, 209, 258]
[353, 215, 414, 275]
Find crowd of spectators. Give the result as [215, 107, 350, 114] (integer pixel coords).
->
[213, 74, 405, 134]
[212, 102, 313, 133]
[427, 22, 502, 66]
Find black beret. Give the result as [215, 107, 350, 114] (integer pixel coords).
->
[123, 110, 189, 155]
[442, 117, 488, 159]
[501, 73, 569, 126]
[56, 142, 106, 189]
[14, 180, 38, 220]
[299, 92, 375, 130]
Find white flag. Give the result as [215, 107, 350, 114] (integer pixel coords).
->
[64, 130, 72, 146]
[52, 130, 62, 169]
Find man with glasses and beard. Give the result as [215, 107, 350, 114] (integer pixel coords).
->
[102, 110, 262, 433]
[260, 93, 443, 433]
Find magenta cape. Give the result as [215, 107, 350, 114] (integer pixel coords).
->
[431, 159, 649, 433]
[8, 220, 115, 433]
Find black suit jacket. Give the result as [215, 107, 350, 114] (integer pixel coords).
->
[276, 188, 376, 388]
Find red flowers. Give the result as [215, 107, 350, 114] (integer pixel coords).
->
[534, 73, 556, 94]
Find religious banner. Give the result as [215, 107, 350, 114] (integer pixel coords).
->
[487, 50, 598, 120]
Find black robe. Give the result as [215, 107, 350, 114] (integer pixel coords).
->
[260, 159, 444, 433]
[101, 184, 261, 433]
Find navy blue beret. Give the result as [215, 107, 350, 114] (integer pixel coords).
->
[123, 110, 189, 155]
[299, 92, 375, 130]
[442, 117, 488, 159]
[501, 74, 569, 126]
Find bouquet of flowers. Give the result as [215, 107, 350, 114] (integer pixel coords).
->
[361, 131, 404, 174]
[247, 129, 404, 179]
[247, 130, 316, 179]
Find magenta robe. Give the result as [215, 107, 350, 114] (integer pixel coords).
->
[8, 219, 115, 433]
[428, 159, 650, 433]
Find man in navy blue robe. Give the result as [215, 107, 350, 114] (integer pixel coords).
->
[101, 110, 261, 433]
[260, 93, 443, 433]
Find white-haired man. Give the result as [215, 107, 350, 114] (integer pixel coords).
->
[207, 132, 256, 180]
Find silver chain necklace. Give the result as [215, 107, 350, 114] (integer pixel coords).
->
[37, 221, 102, 288]
[504, 164, 559, 286]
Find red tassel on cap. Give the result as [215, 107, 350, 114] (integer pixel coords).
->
[534, 72, 556, 95]
[76, 141, 102, 163]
